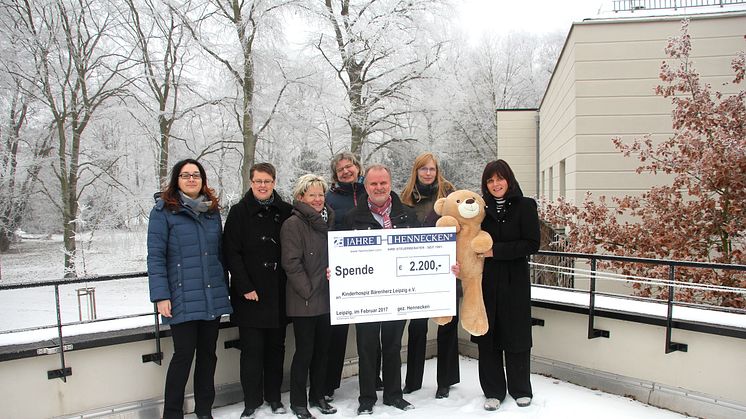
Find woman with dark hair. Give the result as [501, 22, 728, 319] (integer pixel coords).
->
[281, 174, 337, 419]
[400, 152, 460, 399]
[473, 159, 540, 411]
[147, 158, 232, 419]
[223, 162, 293, 418]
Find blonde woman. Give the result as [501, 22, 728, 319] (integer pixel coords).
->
[400, 153, 459, 399]
[281, 174, 337, 419]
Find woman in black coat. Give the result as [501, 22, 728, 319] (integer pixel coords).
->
[223, 163, 292, 418]
[472, 159, 540, 411]
[399, 152, 459, 399]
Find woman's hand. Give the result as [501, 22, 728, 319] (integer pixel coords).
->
[326, 267, 331, 281]
[451, 261, 460, 277]
[244, 291, 259, 301]
[157, 300, 172, 317]
[480, 249, 494, 258]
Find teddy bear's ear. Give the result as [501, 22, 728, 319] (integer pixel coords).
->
[434, 197, 446, 215]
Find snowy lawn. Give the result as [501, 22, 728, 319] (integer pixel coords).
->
[1, 228, 148, 285]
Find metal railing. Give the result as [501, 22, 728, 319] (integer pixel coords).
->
[0, 272, 157, 381]
[1, 251, 745, 382]
[613, 0, 746, 12]
[531, 250, 746, 353]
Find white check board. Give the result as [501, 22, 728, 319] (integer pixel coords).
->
[328, 226, 457, 324]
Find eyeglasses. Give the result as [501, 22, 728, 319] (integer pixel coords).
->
[179, 172, 202, 180]
[418, 167, 437, 173]
[252, 179, 274, 185]
[336, 163, 355, 174]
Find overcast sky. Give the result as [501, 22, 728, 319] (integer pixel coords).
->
[458, 0, 607, 40]
[457, 0, 746, 41]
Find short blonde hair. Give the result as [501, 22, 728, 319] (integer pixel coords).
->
[293, 174, 328, 200]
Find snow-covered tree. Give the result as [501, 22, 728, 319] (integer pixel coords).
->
[315, 0, 447, 159]
[172, 0, 301, 194]
[2, 0, 137, 276]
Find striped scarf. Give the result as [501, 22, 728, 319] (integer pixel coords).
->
[368, 195, 393, 229]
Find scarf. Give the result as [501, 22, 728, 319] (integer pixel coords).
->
[331, 179, 362, 207]
[494, 197, 507, 221]
[179, 191, 210, 215]
[320, 206, 329, 222]
[414, 180, 438, 201]
[256, 194, 275, 207]
[368, 195, 393, 229]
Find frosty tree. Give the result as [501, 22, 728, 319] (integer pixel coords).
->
[172, 0, 301, 194]
[317, 0, 446, 158]
[541, 22, 746, 308]
[2, 0, 137, 276]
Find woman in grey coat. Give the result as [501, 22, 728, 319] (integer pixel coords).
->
[280, 174, 337, 419]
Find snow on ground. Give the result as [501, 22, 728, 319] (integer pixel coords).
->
[194, 356, 691, 419]
[1, 228, 148, 286]
[0, 229, 152, 333]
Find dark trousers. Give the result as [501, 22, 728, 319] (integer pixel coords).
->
[477, 343, 532, 401]
[404, 302, 460, 390]
[239, 325, 287, 409]
[290, 314, 332, 407]
[324, 324, 382, 397]
[163, 319, 220, 419]
[356, 320, 406, 406]
[324, 323, 348, 396]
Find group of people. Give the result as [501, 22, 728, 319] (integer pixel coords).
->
[147, 152, 540, 419]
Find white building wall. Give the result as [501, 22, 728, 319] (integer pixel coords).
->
[539, 11, 746, 206]
[496, 110, 538, 197]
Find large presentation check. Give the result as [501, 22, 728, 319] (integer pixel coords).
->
[328, 226, 457, 324]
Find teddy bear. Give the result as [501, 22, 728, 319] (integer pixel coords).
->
[432, 189, 493, 336]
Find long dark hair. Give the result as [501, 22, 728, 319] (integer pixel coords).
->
[480, 159, 521, 199]
[161, 159, 219, 211]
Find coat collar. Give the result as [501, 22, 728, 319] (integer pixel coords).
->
[241, 189, 287, 216]
[291, 201, 334, 232]
[350, 191, 409, 227]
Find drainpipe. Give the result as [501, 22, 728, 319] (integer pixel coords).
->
[535, 113, 540, 197]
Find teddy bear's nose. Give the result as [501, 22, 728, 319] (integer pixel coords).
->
[465, 198, 475, 204]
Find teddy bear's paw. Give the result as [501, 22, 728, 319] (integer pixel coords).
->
[461, 316, 489, 336]
[435, 215, 461, 232]
[432, 316, 452, 326]
[471, 231, 493, 254]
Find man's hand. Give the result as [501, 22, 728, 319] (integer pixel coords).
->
[244, 291, 259, 301]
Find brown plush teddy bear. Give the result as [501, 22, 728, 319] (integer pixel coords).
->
[432, 189, 493, 336]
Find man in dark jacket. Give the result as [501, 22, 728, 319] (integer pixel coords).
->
[343, 164, 420, 415]
[223, 163, 292, 419]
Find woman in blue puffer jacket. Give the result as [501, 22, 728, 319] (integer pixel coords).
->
[147, 158, 232, 419]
